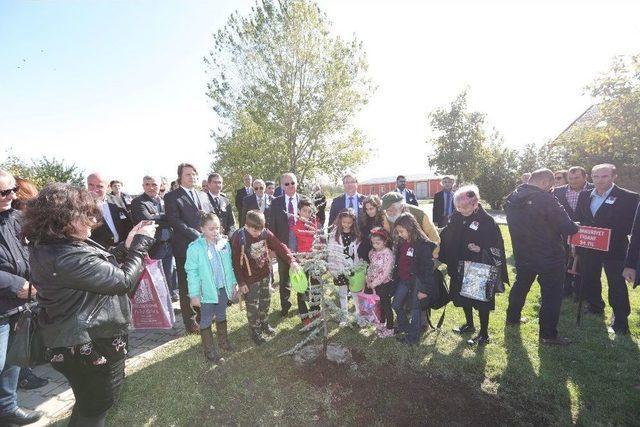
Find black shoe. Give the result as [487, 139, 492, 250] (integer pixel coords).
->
[18, 371, 49, 390]
[505, 317, 528, 326]
[251, 330, 267, 345]
[467, 334, 490, 346]
[0, 407, 43, 425]
[452, 324, 476, 334]
[261, 323, 277, 336]
[280, 301, 292, 317]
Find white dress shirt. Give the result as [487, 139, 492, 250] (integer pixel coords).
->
[99, 201, 119, 243]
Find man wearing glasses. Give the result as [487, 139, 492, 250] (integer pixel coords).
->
[268, 173, 305, 316]
[241, 179, 272, 228]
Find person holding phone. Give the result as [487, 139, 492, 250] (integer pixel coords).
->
[24, 183, 156, 426]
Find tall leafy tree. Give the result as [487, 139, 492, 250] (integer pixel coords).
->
[205, 0, 374, 188]
[476, 133, 519, 209]
[426, 90, 486, 183]
[1, 153, 84, 189]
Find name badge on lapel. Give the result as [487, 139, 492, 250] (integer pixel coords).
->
[119, 212, 127, 220]
[406, 247, 414, 257]
[469, 221, 479, 231]
[605, 197, 616, 205]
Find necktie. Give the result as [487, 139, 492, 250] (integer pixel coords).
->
[348, 196, 354, 210]
[444, 192, 450, 216]
[288, 196, 295, 227]
[190, 190, 201, 210]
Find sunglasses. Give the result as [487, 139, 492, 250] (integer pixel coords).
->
[283, 182, 296, 186]
[0, 187, 19, 197]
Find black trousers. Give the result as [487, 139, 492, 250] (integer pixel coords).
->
[580, 252, 630, 331]
[50, 337, 127, 420]
[175, 256, 199, 328]
[277, 259, 292, 312]
[506, 266, 564, 339]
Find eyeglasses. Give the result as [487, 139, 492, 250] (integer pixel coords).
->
[0, 187, 19, 197]
[283, 182, 296, 186]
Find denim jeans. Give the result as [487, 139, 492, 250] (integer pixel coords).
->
[199, 289, 229, 329]
[0, 321, 19, 415]
[392, 279, 422, 343]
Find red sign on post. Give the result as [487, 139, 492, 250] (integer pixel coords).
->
[569, 226, 611, 252]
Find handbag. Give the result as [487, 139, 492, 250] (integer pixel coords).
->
[6, 284, 46, 368]
[458, 258, 500, 302]
[419, 268, 451, 329]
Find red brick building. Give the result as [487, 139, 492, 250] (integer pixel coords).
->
[359, 174, 445, 199]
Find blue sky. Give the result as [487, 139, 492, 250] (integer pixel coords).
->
[1, 0, 639, 192]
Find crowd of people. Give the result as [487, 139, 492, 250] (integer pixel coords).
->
[0, 161, 639, 425]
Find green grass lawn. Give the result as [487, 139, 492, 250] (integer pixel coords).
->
[100, 225, 640, 426]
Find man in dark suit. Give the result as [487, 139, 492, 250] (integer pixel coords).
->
[432, 176, 455, 227]
[574, 163, 640, 335]
[131, 175, 177, 300]
[87, 173, 133, 250]
[204, 173, 235, 234]
[328, 173, 364, 226]
[553, 166, 595, 297]
[235, 174, 253, 218]
[623, 203, 640, 287]
[395, 175, 419, 206]
[241, 179, 273, 228]
[165, 163, 211, 333]
[268, 172, 306, 316]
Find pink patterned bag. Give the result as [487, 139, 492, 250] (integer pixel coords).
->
[354, 292, 382, 325]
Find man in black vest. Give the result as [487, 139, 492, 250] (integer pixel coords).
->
[574, 163, 639, 335]
[88, 173, 133, 250]
[131, 175, 178, 300]
[433, 176, 455, 227]
[165, 163, 211, 333]
[204, 173, 235, 235]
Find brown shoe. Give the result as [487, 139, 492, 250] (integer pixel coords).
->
[186, 322, 200, 335]
[200, 328, 224, 363]
[539, 336, 572, 346]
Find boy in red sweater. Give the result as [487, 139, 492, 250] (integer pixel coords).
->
[292, 198, 319, 325]
[232, 210, 300, 344]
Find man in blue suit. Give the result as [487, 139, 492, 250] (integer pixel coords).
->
[328, 173, 364, 227]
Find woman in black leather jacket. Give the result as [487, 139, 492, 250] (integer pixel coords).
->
[23, 183, 156, 427]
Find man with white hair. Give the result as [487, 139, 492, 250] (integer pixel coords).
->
[574, 163, 639, 335]
[504, 168, 578, 345]
[380, 192, 440, 256]
[88, 172, 133, 250]
[241, 178, 272, 228]
[0, 170, 43, 425]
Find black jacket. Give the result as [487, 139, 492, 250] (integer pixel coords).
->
[29, 235, 154, 348]
[432, 190, 454, 227]
[626, 204, 640, 286]
[164, 187, 209, 258]
[397, 188, 419, 206]
[268, 194, 308, 246]
[241, 194, 273, 228]
[205, 192, 235, 234]
[393, 238, 437, 295]
[0, 209, 31, 315]
[235, 187, 252, 215]
[553, 183, 594, 221]
[505, 184, 579, 272]
[131, 193, 172, 257]
[90, 196, 133, 250]
[574, 185, 639, 260]
[328, 193, 364, 227]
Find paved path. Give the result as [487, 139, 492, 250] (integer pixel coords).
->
[18, 306, 185, 426]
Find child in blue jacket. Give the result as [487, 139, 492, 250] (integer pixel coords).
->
[186, 213, 237, 363]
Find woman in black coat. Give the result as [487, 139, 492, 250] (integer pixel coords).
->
[23, 183, 156, 427]
[439, 186, 509, 346]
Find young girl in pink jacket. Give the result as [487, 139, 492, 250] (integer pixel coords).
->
[366, 227, 396, 337]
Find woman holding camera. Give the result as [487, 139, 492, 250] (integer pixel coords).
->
[24, 183, 156, 426]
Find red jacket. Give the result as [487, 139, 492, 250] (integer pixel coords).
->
[292, 218, 317, 253]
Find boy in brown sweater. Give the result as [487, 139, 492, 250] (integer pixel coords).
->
[232, 210, 300, 344]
